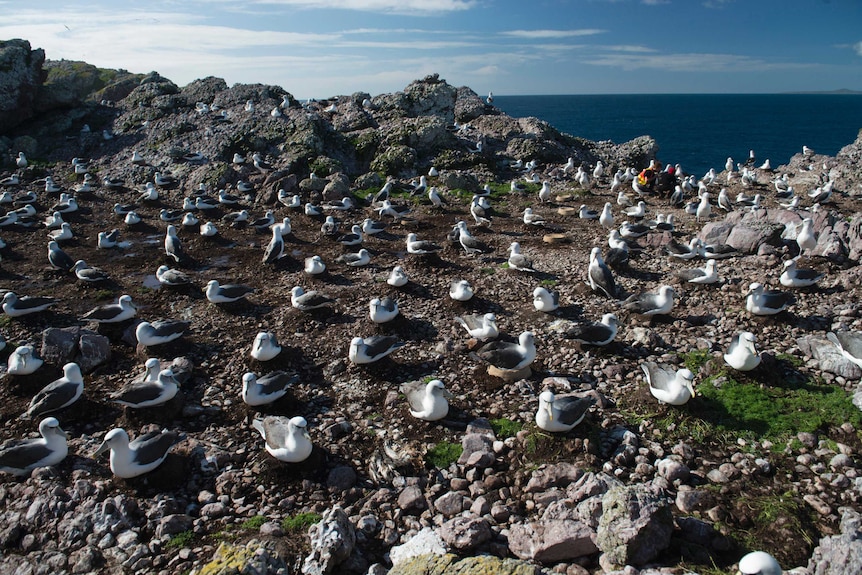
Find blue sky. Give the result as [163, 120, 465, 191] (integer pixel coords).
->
[1, 0, 860, 99]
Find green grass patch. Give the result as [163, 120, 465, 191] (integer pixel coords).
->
[682, 348, 712, 371]
[91, 289, 114, 300]
[426, 441, 463, 468]
[694, 372, 862, 441]
[281, 512, 322, 532]
[241, 515, 267, 530]
[490, 418, 523, 439]
[540, 279, 558, 287]
[166, 530, 194, 549]
[480, 267, 495, 275]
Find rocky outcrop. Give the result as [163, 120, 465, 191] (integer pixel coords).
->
[387, 553, 548, 575]
[596, 484, 674, 569]
[0, 39, 46, 134]
[807, 507, 862, 575]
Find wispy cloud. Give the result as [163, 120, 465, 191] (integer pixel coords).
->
[501, 29, 605, 39]
[855, 41, 862, 57]
[247, 0, 477, 15]
[641, 0, 670, 5]
[586, 51, 812, 72]
[703, 0, 735, 8]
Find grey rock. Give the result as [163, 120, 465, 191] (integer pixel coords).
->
[327, 466, 358, 491]
[397, 485, 427, 515]
[656, 458, 690, 483]
[389, 527, 446, 566]
[433, 491, 465, 517]
[808, 507, 862, 575]
[508, 519, 598, 563]
[302, 506, 356, 575]
[77, 330, 111, 373]
[596, 484, 674, 568]
[525, 462, 585, 493]
[797, 335, 862, 380]
[0, 39, 46, 132]
[438, 516, 492, 551]
[41, 326, 81, 365]
[156, 514, 193, 538]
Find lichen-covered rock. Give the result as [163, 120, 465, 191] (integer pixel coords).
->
[0, 38, 46, 133]
[596, 483, 674, 568]
[195, 540, 288, 575]
[387, 553, 549, 575]
[508, 519, 597, 563]
[302, 506, 355, 575]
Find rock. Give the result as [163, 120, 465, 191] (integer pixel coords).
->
[302, 506, 356, 575]
[808, 507, 862, 575]
[156, 514, 193, 538]
[508, 519, 598, 563]
[397, 486, 428, 515]
[433, 491, 465, 517]
[387, 553, 548, 575]
[389, 528, 446, 566]
[41, 326, 81, 365]
[438, 516, 492, 552]
[596, 484, 674, 568]
[797, 335, 862, 379]
[0, 39, 46, 133]
[77, 330, 111, 372]
[525, 462, 585, 493]
[656, 458, 690, 483]
[327, 466, 358, 491]
[196, 541, 288, 575]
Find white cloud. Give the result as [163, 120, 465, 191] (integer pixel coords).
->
[641, 0, 670, 5]
[855, 41, 862, 57]
[501, 29, 605, 39]
[247, 0, 476, 14]
[586, 51, 811, 73]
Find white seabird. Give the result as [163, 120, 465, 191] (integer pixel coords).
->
[362, 218, 386, 235]
[94, 428, 180, 479]
[338, 225, 363, 247]
[724, 331, 761, 371]
[199, 221, 218, 237]
[449, 279, 474, 302]
[538, 181, 552, 202]
[251, 332, 281, 361]
[588, 247, 616, 298]
[81, 294, 136, 323]
[475, 331, 536, 371]
[164, 225, 184, 263]
[242, 371, 298, 406]
[73, 260, 110, 283]
[642, 362, 695, 405]
[252, 416, 313, 463]
[455, 221, 491, 255]
[387, 266, 409, 287]
[796, 217, 817, 256]
[523, 207, 545, 226]
[533, 287, 559, 312]
[746, 283, 792, 315]
[623, 285, 676, 317]
[348, 335, 404, 364]
[599, 202, 614, 230]
[369, 297, 398, 323]
[399, 379, 452, 421]
[262, 225, 285, 263]
[23, 363, 84, 420]
[455, 313, 498, 340]
[304, 255, 326, 276]
[779, 259, 823, 288]
[155, 265, 192, 286]
[205, 280, 254, 304]
[111, 369, 179, 408]
[507, 242, 535, 272]
[738, 551, 782, 575]
[8, 345, 44, 375]
[535, 390, 595, 433]
[3, 292, 57, 317]
[0, 417, 68, 477]
[676, 259, 718, 284]
[291, 286, 335, 311]
[47, 240, 75, 271]
[336, 249, 371, 267]
[623, 201, 646, 219]
[135, 320, 190, 347]
[47, 222, 73, 242]
[406, 233, 441, 255]
[565, 313, 619, 346]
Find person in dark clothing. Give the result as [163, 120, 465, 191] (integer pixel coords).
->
[655, 165, 678, 198]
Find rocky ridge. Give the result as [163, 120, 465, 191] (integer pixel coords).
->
[0, 38, 861, 575]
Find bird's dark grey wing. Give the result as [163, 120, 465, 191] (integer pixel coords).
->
[567, 323, 613, 344]
[130, 431, 178, 466]
[554, 396, 596, 425]
[398, 381, 425, 412]
[112, 382, 163, 405]
[0, 440, 52, 470]
[30, 380, 79, 415]
[152, 321, 190, 337]
[643, 362, 673, 392]
[590, 263, 616, 298]
[477, 341, 521, 369]
[624, 292, 659, 313]
[364, 336, 402, 358]
[256, 371, 298, 395]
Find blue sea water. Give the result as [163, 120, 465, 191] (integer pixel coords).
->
[494, 94, 862, 178]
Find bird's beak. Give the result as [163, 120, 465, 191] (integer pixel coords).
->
[442, 389, 454, 400]
[93, 441, 110, 458]
[546, 404, 554, 420]
[303, 430, 311, 441]
[58, 427, 69, 440]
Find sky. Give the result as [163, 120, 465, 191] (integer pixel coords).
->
[1, 0, 860, 99]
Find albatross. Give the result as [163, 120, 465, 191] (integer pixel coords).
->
[111, 369, 180, 408]
[369, 297, 398, 323]
[291, 286, 336, 311]
[779, 259, 823, 288]
[252, 416, 313, 463]
[251, 332, 281, 361]
[399, 379, 452, 421]
[3, 291, 57, 317]
[7, 345, 44, 375]
[348, 335, 404, 364]
[0, 417, 68, 476]
[535, 390, 595, 433]
[533, 287, 559, 312]
[724, 331, 761, 371]
[474, 331, 536, 371]
[205, 280, 254, 304]
[642, 362, 695, 406]
[455, 312, 499, 341]
[623, 285, 676, 317]
[94, 428, 180, 478]
[563, 313, 619, 346]
[746, 283, 792, 316]
[135, 320, 190, 347]
[81, 294, 136, 323]
[242, 371, 298, 406]
[22, 363, 84, 420]
[588, 247, 616, 298]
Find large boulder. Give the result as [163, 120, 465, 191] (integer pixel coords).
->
[388, 553, 548, 575]
[808, 507, 862, 575]
[596, 483, 674, 568]
[0, 39, 46, 134]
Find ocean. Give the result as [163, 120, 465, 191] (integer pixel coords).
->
[493, 94, 862, 178]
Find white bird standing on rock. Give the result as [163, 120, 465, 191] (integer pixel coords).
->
[588, 247, 616, 298]
[796, 217, 817, 256]
[599, 202, 614, 230]
[696, 192, 711, 223]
